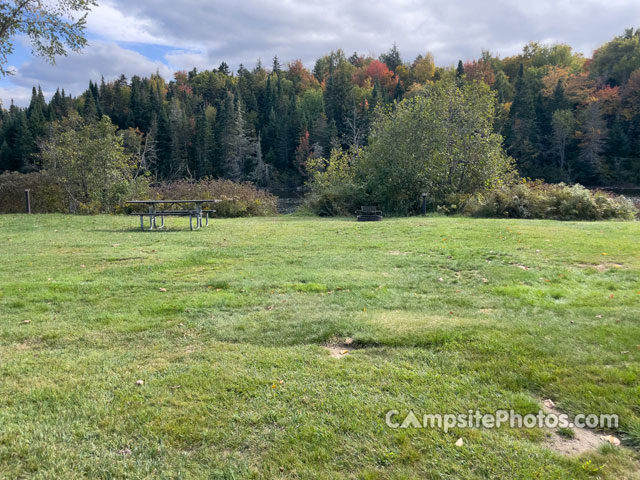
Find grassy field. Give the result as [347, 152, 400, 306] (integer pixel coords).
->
[0, 214, 639, 479]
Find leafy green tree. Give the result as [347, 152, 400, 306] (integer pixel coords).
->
[0, 0, 97, 75]
[551, 109, 576, 178]
[411, 53, 435, 83]
[39, 114, 142, 212]
[591, 28, 640, 85]
[363, 80, 514, 213]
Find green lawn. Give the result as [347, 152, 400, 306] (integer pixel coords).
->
[0, 214, 639, 479]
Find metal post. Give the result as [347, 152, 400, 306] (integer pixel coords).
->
[24, 189, 31, 214]
[421, 193, 427, 215]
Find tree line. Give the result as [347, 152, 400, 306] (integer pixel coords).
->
[1, 28, 640, 189]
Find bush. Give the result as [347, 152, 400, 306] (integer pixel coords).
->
[304, 148, 368, 216]
[39, 114, 149, 214]
[149, 178, 277, 217]
[362, 80, 515, 214]
[460, 181, 637, 220]
[0, 171, 66, 213]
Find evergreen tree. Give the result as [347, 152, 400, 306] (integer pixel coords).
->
[27, 86, 47, 139]
[380, 43, 402, 72]
[578, 101, 608, 182]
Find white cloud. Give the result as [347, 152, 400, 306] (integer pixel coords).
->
[0, 85, 37, 108]
[164, 49, 215, 72]
[2, 41, 173, 106]
[102, 0, 640, 68]
[86, 2, 165, 45]
[2, 0, 639, 106]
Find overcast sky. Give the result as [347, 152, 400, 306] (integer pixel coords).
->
[1, 0, 638, 106]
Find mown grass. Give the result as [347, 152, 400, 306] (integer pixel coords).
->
[0, 214, 639, 479]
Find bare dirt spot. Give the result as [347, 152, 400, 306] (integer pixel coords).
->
[577, 263, 623, 272]
[326, 338, 356, 358]
[542, 402, 612, 456]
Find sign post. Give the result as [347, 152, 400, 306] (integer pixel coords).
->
[24, 189, 31, 214]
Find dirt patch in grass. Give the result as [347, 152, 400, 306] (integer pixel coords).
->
[542, 402, 612, 456]
[325, 338, 356, 358]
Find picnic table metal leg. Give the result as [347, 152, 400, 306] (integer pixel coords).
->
[140, 215, 144, 231]
[189, 215, 194, 231]
[195, 202, 203, 229]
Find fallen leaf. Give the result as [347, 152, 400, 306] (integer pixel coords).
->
[81, 264, 86, 268]
[159, 288, 167, 292]
[609, 294, 614, 299]
[170, 385, 181, 389]
[482, 278, 488, 283]
[136, 380, 144, 386]
[112, 244, 120, 247]
[595, 314, 603, 319]
[600, 435, 620, 446]
[266, 305, 274, 311]
[621, 351, 629, 355]
[340, 349, 349, 355]
[344, 337, 354, 345]
[455, 438, 464, 447]
[20, 320, 31, 324]
[118, 448, 132, 456]
[543, 399, 555, 409]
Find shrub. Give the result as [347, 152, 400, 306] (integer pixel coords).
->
[362, 79, 515, 214]
[304, 148, 368, 216]
[0, 171, 66, 213]
[149, 178, 277, 217]
[460, 181, 637, 220]
[39, 114, 149, 214]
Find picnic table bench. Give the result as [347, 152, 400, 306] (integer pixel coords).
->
[126, 200, 221, 231]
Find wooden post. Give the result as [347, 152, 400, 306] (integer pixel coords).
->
[421, 193, 427, 215]
[24, 189, 31, 214]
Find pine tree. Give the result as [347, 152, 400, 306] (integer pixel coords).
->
[27, 86, 47, 139]
[250, 134, 272, 186]
[578, 101, 608, 182]
[380, 43, 402, 72]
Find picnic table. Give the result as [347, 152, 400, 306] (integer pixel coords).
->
[126, 199, 221, 231]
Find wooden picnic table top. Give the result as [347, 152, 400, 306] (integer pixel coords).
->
[126, 199, 221, 204]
